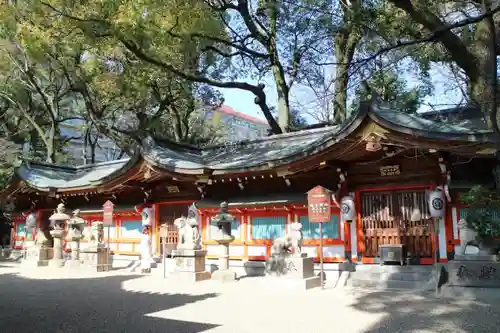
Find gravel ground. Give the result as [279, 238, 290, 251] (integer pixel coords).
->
[1, 262, 500, 333]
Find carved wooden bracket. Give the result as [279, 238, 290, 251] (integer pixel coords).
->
[438, 155, 451, 202]
[332, 168, 348, 208]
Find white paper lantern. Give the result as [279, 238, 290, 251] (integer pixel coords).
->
[341, 196, 356, 221]
[141, 206, 154, 226]
[25, 212, 38, 228]
[428, 188, 445, 218]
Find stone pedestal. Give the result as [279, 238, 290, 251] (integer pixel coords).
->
[81, 247, 112, 272]
[265, 254, 321, 290]
[0, 248, 11, 261]
[21, 246, 52, 268]
[211, 240, 237, 282]
[49, 229, 65, 268]
[171, 249, 211, 282]
[64, 239, 82, 269]
[446, 256, 500, 288]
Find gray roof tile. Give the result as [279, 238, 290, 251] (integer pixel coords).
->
[17, 159, 130, 190]
[12, 100, 495, 190]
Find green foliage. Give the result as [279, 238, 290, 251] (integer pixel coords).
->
[351, 68, 432, 114]
[461, 185, 500, 238]
[0, 138, 22, 188]
[0, 0, 230, 163]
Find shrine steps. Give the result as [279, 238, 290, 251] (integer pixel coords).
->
[345, 265, 437, 291]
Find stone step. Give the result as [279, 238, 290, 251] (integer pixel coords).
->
[346, 278, 434, 291]
[354, 264, 435, 273]
[438, 286, 500, 299]
[351, 271, 433, 282]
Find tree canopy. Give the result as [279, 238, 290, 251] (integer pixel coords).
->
[0, 0, 499, 169]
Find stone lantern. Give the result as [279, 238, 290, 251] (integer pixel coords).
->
[65, 209, 86, 268]
[48, 203, 70, 268]
[210, 202, 236, 281]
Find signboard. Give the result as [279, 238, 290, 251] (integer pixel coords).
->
[307, 185, 332, 223]
[102, 200, 114, 226]
[380, 165, 400, 176]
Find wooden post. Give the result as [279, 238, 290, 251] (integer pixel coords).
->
[319, 222, 324, 289]
[344, 219, 351, 262]
[163, 237, 167, 279]
[434, 217, 439, 296]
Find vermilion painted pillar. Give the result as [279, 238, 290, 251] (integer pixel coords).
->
[344, 220, 351, 262]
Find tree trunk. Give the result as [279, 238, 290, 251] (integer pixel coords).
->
[272, 62, 290, 132]
[333, 1, 361, 124]
[45, 124, 56, 163]
[469, 16, 499, 134]
[83, 128, 89, 165]
[269, 0, 290, 133]
[389, 0, 498, 131]
[90, 143, 96, 164]
[333, 61, 350, 124]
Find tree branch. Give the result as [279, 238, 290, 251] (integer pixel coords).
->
[317, 3, 500, 68]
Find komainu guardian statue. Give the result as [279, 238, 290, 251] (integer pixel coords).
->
[271, 222, 303, 257]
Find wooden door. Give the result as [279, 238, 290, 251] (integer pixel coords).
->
[361, 190, 433, 259]
[158, 204, 186, 255]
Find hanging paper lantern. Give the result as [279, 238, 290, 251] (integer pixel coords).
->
[341, 196, 356, 221]
[22, 209, 38, 229]
[135, 203, 154, 226]
[428, 187, 445, 218]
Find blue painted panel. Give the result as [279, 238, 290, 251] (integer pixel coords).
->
[120, 220, 142, 238]
[299, 214, 340, 239]
[16, 223, 32, 238]
[251, 216, 286, 240]
[231, 216, 241, 239]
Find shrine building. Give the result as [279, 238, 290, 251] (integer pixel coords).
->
[2, 99, 497, 270]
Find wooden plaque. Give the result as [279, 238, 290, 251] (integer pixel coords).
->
[307, 185, 332, 223]
[102, 200, 114, 226]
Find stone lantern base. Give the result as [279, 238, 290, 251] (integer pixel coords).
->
[48, 257, 65, 268]
[171, 249, 211, 282]
[21, 246, 53, 268]
[81, 247, 112, 272]
[211, 240, 237, 282]
[211, 269, 237, 282]
[265, 254, 321, 290]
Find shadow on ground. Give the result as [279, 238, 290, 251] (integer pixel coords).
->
[351, 290, 500, 333]
[0, 273, 219, 333]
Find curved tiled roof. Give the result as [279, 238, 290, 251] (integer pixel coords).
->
[141, 124, 347, 174]
[15, 158, 136, 191]
[9, 99, 496, 191]
[140, 99, 494, 174]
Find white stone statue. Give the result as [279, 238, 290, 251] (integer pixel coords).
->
[457, 218, 479, 255]
[83, 221, 105, 248]
[174, 216, 202, 250]
[140, 225, 153, 273]
[271, 222, 303, 257]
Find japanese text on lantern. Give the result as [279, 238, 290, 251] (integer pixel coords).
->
[307, 185, 332, 223]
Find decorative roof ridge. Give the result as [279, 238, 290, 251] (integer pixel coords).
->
[73, 158, 131, 170]
[20, 157, 131, 172]
[202, 124, 340, 151]
[369, 98, 491, 136]
[142, 135, 202, 154]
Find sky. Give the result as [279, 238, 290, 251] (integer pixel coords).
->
[219, 63, 465, 124]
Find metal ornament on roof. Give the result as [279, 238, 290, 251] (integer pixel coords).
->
[214, 140, 246, 154]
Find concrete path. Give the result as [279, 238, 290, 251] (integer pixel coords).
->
[0, 262, 499, 333]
